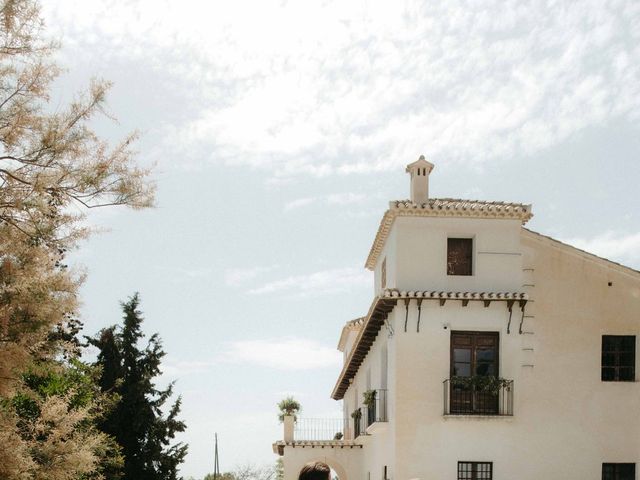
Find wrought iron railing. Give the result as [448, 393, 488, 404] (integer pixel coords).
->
[443, 377, 513, 416]
[365, 389, 388, 426]
[294, 418, 344, 441]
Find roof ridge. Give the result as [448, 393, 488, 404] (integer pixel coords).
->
[393, 197, 531, 206]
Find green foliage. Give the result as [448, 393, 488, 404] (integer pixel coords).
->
[450, 376, 511, 395]
[275, 458, 284, 480]
[362, 389, 376, 408]
[350, 408, 361, 420]
[277, 396, 301, 423]
[203, 473, 236, 480]
[2, 357, 124, 480]
[88, 294, 187, 480]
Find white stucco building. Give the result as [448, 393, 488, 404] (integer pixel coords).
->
[274, 158, 640, 480]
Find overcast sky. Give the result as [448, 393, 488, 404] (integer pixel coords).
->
[42, 1, 639, 478]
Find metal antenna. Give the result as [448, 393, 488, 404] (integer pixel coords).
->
[213, 433, 220, 479]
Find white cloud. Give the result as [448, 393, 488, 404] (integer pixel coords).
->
[326, 193, 367, 205]
[224, 266, 276, 287]
[222, 337, 341, 370]
[161, 359, 214, 378]
[44, 0, 640, 178]
[283, 197, 315, 212]
[248, 267, 370, 297]
[155, 266, 213, 284]
[284, 192, 367, 212]
[561, 231, 640, 270]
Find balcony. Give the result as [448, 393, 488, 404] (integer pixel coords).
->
[350, 389, 389, 438]
[365, 388, 388, 427]
[443, 377, 513, 416]
[294, 418, 345, 441]
[274, 416, 362, 455]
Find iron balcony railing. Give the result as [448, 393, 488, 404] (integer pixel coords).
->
[293, 418, 344, 441]
[365, 388, 388, 427]
[443, 377, 513, 416]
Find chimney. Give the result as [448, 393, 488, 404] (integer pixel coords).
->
[405, 155, 434, 204]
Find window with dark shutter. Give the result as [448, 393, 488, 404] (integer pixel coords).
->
[603, 463, 635, 480]
[602, 336, 635, 382]
[447, 238, 473, 276]
[458, 462, 492, 480]
[381, 257, 386, 289]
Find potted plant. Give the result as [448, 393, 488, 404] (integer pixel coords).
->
[362, 389, 377, 408]
[451, 375, 510, 395]
[277, 396, 301, 423]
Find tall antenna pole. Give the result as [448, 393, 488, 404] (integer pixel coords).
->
[213, 433, 220, 479]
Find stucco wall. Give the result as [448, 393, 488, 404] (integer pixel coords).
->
[392, 216, 524, 293]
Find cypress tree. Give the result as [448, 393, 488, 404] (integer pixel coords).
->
[89, 294, 187, 480]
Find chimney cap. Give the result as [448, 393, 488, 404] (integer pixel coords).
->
[406, 155, 434, 173]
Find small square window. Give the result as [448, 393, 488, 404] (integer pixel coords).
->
[448, 238, 473, 276]
[602, 336, 635, 382]
[458, 462, 492, 480]
[603, 463, 635, 480]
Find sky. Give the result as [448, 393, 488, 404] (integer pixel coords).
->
[40, 1, 640, 478]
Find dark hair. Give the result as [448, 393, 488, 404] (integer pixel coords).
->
[298, 461, 331, 480]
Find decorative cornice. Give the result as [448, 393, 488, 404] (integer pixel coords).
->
[365, 198, 533, 270]
[381, 289, 529, 301]
[345, 317, 365, 328]
[272, 440, 363, 455]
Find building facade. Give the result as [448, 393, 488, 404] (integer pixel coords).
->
[274, 158, 640, 480]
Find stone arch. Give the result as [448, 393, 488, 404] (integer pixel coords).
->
[300, 456, 348, 480]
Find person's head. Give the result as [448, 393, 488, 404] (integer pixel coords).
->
[298, 461, 331, 480]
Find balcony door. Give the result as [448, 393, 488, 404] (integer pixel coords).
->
[450, 331, 499, 414]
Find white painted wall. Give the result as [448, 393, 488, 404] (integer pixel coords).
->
[392, 216, 524, 293]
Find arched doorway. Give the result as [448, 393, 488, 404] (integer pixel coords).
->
[299, 458, 347, 480]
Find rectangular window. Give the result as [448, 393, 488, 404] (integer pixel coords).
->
[458, 462, 492, 480]
[603, 463, 635, 480]
[447, 238, 473, 276]
[602, 335, 635, 381]
[381, 257, 387, 289]
[450, 332, 500, 414]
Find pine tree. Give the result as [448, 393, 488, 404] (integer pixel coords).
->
[89, 294, 188, 480]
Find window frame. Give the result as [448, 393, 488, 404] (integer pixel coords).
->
[447, 237, 474, 276]
[602, 463, 635, 480]
[450, 332, 500, 415]
[602, 335, 636, 382]
[457, 461, 493, 480]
